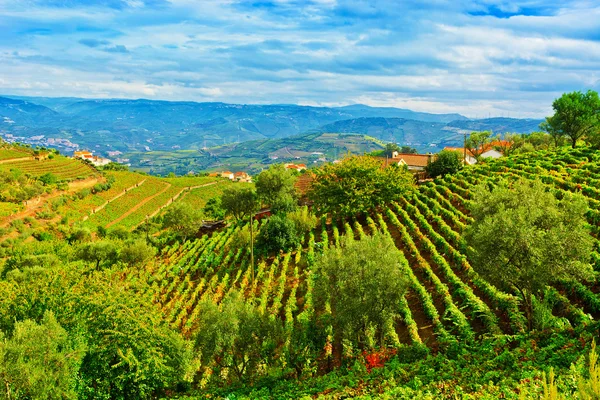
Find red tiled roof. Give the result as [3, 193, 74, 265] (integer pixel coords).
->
[381, 153, 434, 167]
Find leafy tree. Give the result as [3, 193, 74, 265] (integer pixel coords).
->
[254, 164, 297, 213]
[313, 233, 410, 363]
[400, 145, 418, 154]
[255, 214, 300, 255]
[67, 227, 92, 244]
[308, 155, 414, 218]
[523, 131, 555, 149]
[464, 179, 594, 329]
[0, 311, 85, 400]
[221, 187, 260, 283]
[425, 150, 462, 178]
[162, 202, 201, 241]
[494, 133, 524, 156]
[383, 143, 400, 157]
[221, 187, 259, 221]
[75, 240, 119, 270]
[119, 239, 156, 267]
[465, 131, 492, 158]
[194, 291, 282, 383]
[203, 196, 226, 220]
[39, 172, 58, 186]
[541, 90, 600, 148]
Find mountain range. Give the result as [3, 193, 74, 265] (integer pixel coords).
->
[0, 95, 544, 172]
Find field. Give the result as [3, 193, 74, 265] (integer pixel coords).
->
[0, 156, 97, 180]
[125, 146, 600, 389]
[0, 147, 31, 161]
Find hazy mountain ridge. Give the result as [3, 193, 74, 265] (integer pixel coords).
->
[0, 95, 543, 168]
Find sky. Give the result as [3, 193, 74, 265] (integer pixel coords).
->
[1, 0, 599, 118]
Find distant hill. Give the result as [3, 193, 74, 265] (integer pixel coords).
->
[123, 132, 385, 176]
[0, 96, 467, 154]
[315, 116, 545, 152]
[0, 95, 544, 172]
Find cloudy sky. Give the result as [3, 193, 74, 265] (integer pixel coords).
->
[1, 0, 599, 118]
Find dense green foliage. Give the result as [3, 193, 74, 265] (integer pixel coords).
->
[308, 155, 414, 217]
[425, 149, 463, 177]
[465, 179, 594, 328]
[254, 164, 298, 213]
[541, 90, 600, 148]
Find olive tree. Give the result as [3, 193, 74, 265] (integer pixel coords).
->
[465, 179, 594, 329]
[313, 233, 410, 364]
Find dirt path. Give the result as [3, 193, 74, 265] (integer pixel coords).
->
[1, 177, 100, 227]
[106, 182, 172, 228]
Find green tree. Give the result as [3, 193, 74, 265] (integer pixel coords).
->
[221, 187, 260, 283]
[308, 155, 414, 218]
[425, 150, 462, 178]
[465, 131, 492, 158]
[494, 133, 524, 155]
[194, 291, 282, 383]
[221, 187, 259, 222]
[464, 179, 594, 329]
[383, 143, 400, 157]
[0, 311, 85, 400]
[75, 240, 119, 270]
[541, 90, 600, 148]
[255, 214, 300, 255]
[313, 233, 410, 364]
[119, 239, 156, 267]
[39, 172, 58, 186]
[0, 266, 192, 400]
[254, 164, 297, 213]
[162, 202, 200, 241]
[203, 196, 226, 220]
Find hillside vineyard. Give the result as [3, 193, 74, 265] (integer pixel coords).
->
[124, 146, 600, 379]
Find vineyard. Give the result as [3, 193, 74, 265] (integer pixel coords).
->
[83, 175, 224, 229]
[0, 147, 31, 161]
[0, 156, 97, 180]
[128, 146, 600, 385]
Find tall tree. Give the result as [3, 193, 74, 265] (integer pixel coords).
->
[383, 143, 400, 157]
[541, 90, 600, 148]
[464, 179, 594, 329]
[162, 202, 201, 241]
[221, 187, 260, 284]
[465, 131, 492, 158]
[313, 233, 409, 364]
[425, 150, 462, 178]
[308, 155, 414, 218]
[254, 164, 297, 213]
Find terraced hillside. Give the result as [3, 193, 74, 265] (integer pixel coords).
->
[0, 155, 98, 180]
[126, 146, 600, 383]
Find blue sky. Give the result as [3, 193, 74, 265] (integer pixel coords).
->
[1, 0, 599, 117]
